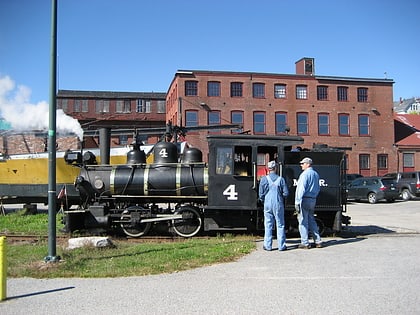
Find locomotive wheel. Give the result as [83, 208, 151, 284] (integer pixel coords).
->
[172, 207, 202, 238]
[120, 210, 151, 238]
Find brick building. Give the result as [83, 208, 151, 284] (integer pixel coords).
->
[166, 58, 396, 175]
[394, 114, 420, 171]
[0, 132, 79, 155]
[57, 90, 167, 147]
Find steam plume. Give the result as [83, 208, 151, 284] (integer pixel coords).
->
[0, 75, 83, 140]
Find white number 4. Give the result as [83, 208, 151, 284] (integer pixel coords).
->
[223, 184, 238, 200]
[159, 148, 169, 158]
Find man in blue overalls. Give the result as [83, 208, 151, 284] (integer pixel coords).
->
[295, 157, 322, 249]
[259, 161, 289, 251]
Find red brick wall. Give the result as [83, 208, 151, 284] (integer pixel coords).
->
[167, 70, 396, 175]
[0, 134, 80, 155]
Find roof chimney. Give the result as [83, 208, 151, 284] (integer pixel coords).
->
[295, 57, 315, 76]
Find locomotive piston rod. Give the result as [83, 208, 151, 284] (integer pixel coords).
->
[113, 213, 183, 224]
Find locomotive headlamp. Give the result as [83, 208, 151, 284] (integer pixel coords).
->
[94, 178, 105, 190]
[64, 151, 82, 165]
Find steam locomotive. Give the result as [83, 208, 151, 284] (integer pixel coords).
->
[63, 133, 349, 238]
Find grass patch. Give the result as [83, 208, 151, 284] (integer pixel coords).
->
[0, 210, 64, 235]
[2, 212, 257, 278]
[6, 235, 256, 278]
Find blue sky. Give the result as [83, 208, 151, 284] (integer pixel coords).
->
[1, 0, 419, 111]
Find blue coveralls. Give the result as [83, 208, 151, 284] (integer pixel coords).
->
[259, 173, 289, 251]
[295, 167, 321, 246]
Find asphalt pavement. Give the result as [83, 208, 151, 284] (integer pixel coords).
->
[1, 199, 420, 315]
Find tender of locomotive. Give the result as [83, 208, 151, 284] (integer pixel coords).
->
[64, 134, 349, 238]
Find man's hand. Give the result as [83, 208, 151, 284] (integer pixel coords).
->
[294, 204, 300, 215]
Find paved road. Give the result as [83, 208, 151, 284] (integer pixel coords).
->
[1, 200, 420, 315]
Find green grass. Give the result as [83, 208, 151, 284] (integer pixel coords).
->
[6, 235, 255, 278]
[0, 210, 64, 235]
[1, 212, 256, 278]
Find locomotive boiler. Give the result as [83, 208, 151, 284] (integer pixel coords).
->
[64, 133, 349, 238]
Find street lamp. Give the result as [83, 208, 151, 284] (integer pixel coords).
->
[199, 102, 211, 112]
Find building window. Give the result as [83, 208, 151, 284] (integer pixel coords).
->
[296, 85, 307, 99]
[359, 154, 370, 170]
[377, 154, 388, 169]
[119, 135, 128, 145]
[185, 110, 198, 127]
[157, 100, 166, 113]
[318, 113, 330, 135]
[124, 100, 132, 113]
[136, 100, 150, 113]
[253, 112, 266, 134]
[231, 111, 244, 134]
[185, 81, 198, 96]
[145, 100, 151, 113]
[74, 100, 81, 112]
[338, 114, 350, 136]
[403, 153, 414, 168]
[337, 86, 348, 102]
[358, 114, 369, 136]
[230, 82, 243, 97]
[297, 112, 308, 135]
[274, 84, 286, 99]
[357, 87, 368, 102]
[82, 100, 88, 112]
[118, 100, 131, 113]
[317, 86, 328, 101]
[95, 100, 109, 113]
[253, 83, 265, 98]
[57, 98, 68, 111]
[208, 111, 221, 133]
[136, 100, 144, 113]
[207, 81, 220, 97]
[275, 112, 288, 134]
[208, 111, 221, 125]
[116, 100, 123, 113]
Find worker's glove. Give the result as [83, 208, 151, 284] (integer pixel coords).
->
[294, 204, 301, 216]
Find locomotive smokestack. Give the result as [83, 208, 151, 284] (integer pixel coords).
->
[99, 127, 110, 165]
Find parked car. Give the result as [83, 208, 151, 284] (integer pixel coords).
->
[345, 173, 363, 185]
[346, 176, 400, 204]
[384, 171, 420, 200]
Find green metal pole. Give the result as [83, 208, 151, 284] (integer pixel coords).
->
[45, 0, 60, 263]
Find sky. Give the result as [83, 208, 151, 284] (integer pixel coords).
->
[1, 0, 420, 129]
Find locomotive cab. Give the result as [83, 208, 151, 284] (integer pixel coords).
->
[205, 135, 304, 231]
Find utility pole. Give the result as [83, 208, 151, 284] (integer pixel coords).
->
[45, 0, 60, 263]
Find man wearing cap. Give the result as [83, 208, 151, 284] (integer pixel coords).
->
[259, 160, 289, 251]
[295, 157, 322, 249]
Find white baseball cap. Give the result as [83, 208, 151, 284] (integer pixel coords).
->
[267, 160, 276, 169]
[299, 157, 313, 164]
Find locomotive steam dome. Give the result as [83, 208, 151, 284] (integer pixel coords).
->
[126, 147, 146, 164]
[153, 141, 178, 163]
[182, 147, 203, 163]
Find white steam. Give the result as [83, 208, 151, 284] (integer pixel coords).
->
[0, 75, 83, 140]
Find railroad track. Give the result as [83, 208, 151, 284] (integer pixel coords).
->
[0, 233, 211, 245]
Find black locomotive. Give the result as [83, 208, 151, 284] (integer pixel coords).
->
[64, 133, 349, 238]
